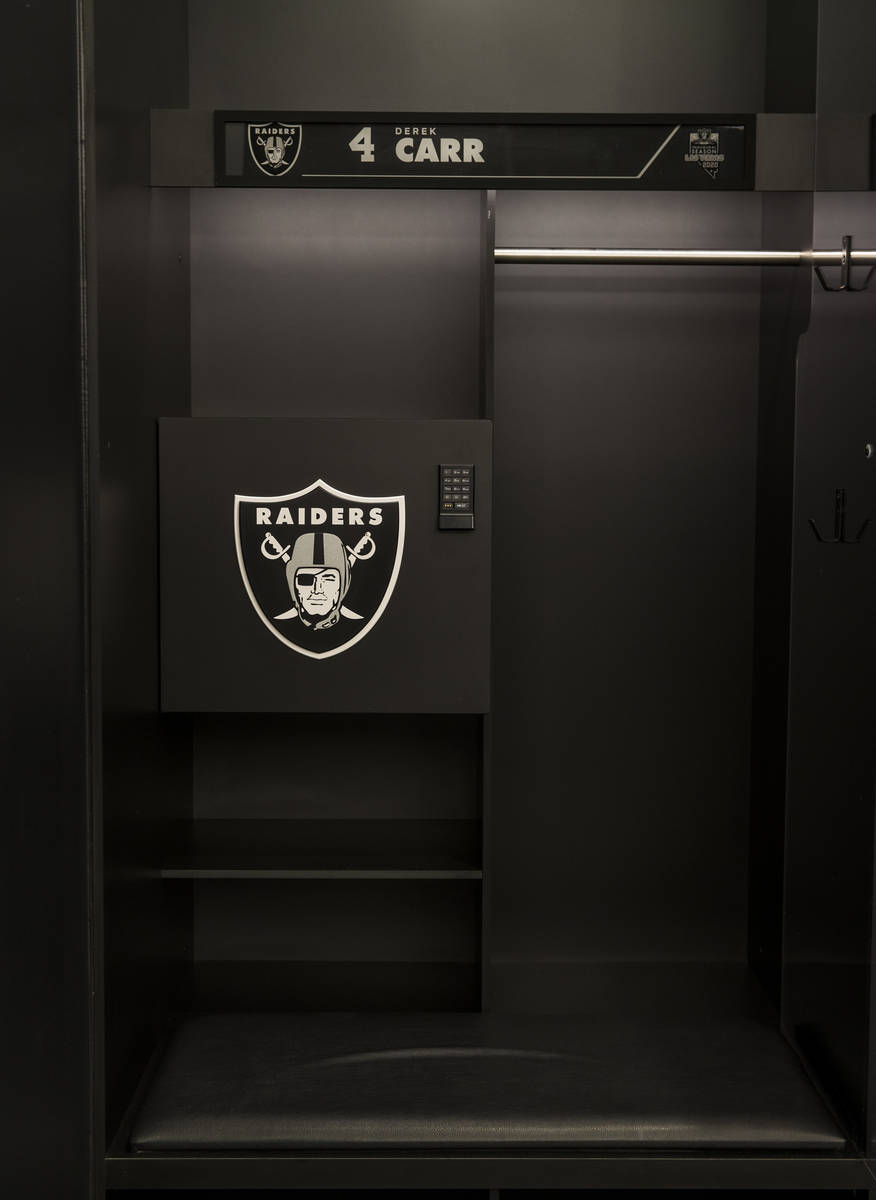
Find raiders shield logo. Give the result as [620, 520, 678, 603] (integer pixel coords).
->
[234, 480, 405, 659]
[247, 122, 302, 177]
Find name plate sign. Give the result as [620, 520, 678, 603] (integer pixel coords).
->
[215, 112, 753, 189]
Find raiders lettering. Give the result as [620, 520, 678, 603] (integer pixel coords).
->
[255, 506, 383, 526]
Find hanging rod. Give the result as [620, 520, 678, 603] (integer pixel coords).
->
[494, 248, 876, 266]
[494, 236, 876, 291]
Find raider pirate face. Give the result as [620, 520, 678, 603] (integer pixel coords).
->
[234, 479, 404, 659]
[247, 122, 302, 177]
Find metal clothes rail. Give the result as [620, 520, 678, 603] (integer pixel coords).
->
[494, 236, 876, 291]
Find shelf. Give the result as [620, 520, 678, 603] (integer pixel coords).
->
[163, 867, 481, 879]
[127, 1008, 845, 1154]
[157, 818, 482, 880]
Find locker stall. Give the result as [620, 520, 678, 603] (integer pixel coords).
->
[6, 1, 876, 1197]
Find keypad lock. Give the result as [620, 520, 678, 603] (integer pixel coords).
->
[439, 464, 475, 530]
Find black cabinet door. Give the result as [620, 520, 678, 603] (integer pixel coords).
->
[160, 418, 492, 712]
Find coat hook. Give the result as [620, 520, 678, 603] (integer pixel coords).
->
[809, 488, 870, 543]
[815, 235, 876, 293]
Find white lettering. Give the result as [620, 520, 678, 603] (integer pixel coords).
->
[463, 138, 485, 163]
[441, 138, 461, 163]
[396, 137, 414, 162]
[415, 138, 439, 163]
[252, 504, 390, 527]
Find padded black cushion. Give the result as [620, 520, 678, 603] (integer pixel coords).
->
[130, 1012, 844, 1151]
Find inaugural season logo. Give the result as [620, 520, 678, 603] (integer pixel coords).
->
[684, 128, 724, 179]
[234, 480, 405, 659]
[247, 122, 302, 176]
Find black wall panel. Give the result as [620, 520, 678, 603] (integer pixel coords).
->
[1, 1, 92, 1195]
[780, 0, 876, 1152]
[782, 193, 876, 1147]
[489, 192, 761, 983]
[94, 0, 192, 1155]
[193, 714, 480, 820]
[187, 0, 767, 114]
[190, 189, 482, 419]
[747, 191, 814, 1006]
[193, 879, 479, 963]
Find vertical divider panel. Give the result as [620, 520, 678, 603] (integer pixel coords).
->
[480, 189, 497, 1011]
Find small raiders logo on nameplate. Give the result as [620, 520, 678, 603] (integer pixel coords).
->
[247, 121, 302, 176]
[234, 480, 405, 659]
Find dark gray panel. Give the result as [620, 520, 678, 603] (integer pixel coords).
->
[193, 880, 479, 962]
[782, 192, 876, 1150]
[1, 0, 92, 1195]
[160, 419, 492, 712]
[190, 189, 481, 418]
[489, 192, 760, 969]
[495, 187, 764, 246]
[763, 0, 817, 113]
[755, 114, 815, 190]
[151, 107, 213, 186]
[194, 714, 480, 819]
[188, 0, 767, 114]
[816, 0, 876, 114]
[94, 0, 193, 1148]
[814, 0, 876, 190]
[815, 116, 872, 191]
[747, 191, 813, 1007]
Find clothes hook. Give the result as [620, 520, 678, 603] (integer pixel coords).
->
[814, 235, 876, 293]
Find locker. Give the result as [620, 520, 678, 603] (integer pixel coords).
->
[5, 1, 876, 1197]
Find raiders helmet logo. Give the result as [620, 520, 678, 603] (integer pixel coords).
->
[234, 480, 405, 659]
[247, 122, 302, 177]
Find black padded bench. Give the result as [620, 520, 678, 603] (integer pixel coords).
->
[130, 1012, 844, 1152]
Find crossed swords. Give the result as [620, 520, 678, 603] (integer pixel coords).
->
[260, 530, 376, 622]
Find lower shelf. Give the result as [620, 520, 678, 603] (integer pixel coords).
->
[127, 1009, 844, 1153]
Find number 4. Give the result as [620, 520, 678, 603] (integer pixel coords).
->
[349, 126, 376, 163]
